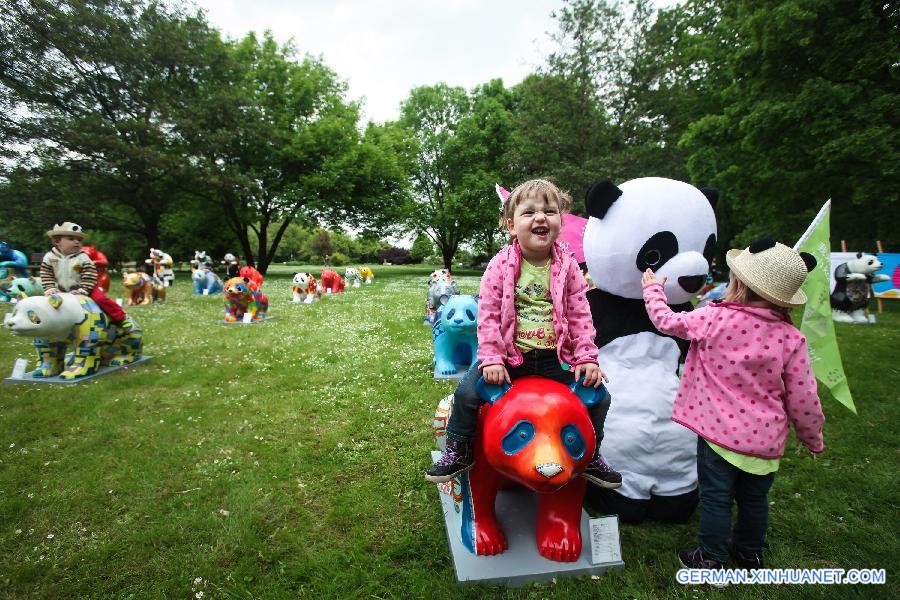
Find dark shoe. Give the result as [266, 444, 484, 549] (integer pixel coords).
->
[425, 439, 474, 483]
[730, 544, 764, 569]
[580, 451, 623, 489]
[679, 547, 727, 587]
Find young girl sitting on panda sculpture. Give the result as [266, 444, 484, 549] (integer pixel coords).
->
[426, 179, 621, 489]
[641, 238, 825, 572]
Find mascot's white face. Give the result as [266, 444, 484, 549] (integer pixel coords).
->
[584, 177, 717, 304]
[293, 273, 312, 287]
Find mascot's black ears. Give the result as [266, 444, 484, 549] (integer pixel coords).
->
[748, 237, 776, 253]
[800, 252, 817, 272]
[699, 187, 718, 209]
[586, 180, 623, 219]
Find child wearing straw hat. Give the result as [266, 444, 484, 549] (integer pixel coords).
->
[41, 222, 131, 329]
[640, 237, 825, 575]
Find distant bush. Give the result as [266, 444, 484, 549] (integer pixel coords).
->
[378, 247, 411, 265]
[329, 252, 349, 266]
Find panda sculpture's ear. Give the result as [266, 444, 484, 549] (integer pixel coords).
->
[800, 252, 817, 272]
[585, 180, 623, 219]
[476, 376, 511, 405]
[699, 187, 718, 210]
[748, 237, 776, 253]
[569, 378, 610, 408]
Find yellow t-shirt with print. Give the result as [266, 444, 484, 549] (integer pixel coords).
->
[514, 259, 557, 352]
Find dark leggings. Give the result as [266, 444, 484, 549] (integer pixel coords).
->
[445, 349, 610, 444]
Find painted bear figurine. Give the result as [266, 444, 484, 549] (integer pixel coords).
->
[345, 267, 362, 288]
[0, 277, 42, 303]
[432, 294, 478, 376]
[2, 293, 143, 379]
[192, 268, 223, 295]
[359, 266, 374, 284]
[831, 252, 888, 323]
[320, 269, 345, 294]
[123, 272, 155, 306]
[292, 272, 320, 303]
[224, 277, 268, 322]
[425, 279, 461, 325]
[441, 377, 603, 561]
[239, 265, 264, 291]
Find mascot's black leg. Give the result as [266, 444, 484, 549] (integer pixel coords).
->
[646, 489, 699, 524]
[584, 488, 650, 524]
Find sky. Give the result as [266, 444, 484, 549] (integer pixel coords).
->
[189, 0, 566, 123]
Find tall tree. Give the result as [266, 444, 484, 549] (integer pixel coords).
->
[0, 0, 229, 248]
[678, 0, 900, 249]
[399, 82, 513, 270]
[184, 32, 409, 273]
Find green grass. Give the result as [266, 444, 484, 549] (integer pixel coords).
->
[0, 266, 897, 599]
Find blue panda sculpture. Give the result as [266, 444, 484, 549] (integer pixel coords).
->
[432, 294, 478, 377]
[582, 177, 717, 524]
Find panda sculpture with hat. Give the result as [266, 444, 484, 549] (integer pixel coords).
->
[40, 222, 132, 330]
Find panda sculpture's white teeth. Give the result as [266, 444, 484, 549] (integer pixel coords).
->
[535, 463, 563, 478]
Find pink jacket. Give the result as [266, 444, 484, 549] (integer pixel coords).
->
[477, 240, 598, 370]
[643, 282, 825, 458]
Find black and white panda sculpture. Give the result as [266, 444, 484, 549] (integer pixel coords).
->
[583, 177, 717, 524]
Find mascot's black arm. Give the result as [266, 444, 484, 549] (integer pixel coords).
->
[586, 288, 693, 364]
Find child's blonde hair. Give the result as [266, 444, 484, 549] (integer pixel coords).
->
[500, 179, 572, 227]
[723, 272, 785, 311]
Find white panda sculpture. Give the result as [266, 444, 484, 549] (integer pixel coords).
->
[582, 177, 717, 524]
[830, 252, 888, 323]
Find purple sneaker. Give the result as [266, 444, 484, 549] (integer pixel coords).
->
[425, 439, 474, 483]
[679, 547, 727, 587]
[580, 450, 623, 489]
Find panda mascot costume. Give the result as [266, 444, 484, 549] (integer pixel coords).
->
[582, 177, 717, 524]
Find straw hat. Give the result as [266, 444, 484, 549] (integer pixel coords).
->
[725, 238, 815, 308]
[46, 222, 85, 239]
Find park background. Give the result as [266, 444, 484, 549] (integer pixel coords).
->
[1, 0, 898, 597]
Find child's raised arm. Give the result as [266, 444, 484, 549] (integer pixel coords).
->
[642, 269, 710, 341]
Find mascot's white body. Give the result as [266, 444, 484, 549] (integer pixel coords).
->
[583, 177, 717, 524]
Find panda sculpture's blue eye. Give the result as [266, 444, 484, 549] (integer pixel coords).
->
[465, 309, 475, 321]
[502, 421, 535, 455]
[446, 308, 456, 320]
[560, 424, 586, 460]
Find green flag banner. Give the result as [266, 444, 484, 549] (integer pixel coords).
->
[792, 200, 856, 413]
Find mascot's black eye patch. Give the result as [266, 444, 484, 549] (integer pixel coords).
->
[636, 232, 678, 272]
[703, 234, 716, 262]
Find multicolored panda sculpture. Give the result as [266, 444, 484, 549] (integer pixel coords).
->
[2, 293, 143, 380]
[223, 277, 268, 322]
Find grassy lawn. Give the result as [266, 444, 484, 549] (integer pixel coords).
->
[0, 265, 897, 599]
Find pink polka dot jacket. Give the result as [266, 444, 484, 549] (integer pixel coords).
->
[643, 282, 825, 458]
[477, 240, 598, 370]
